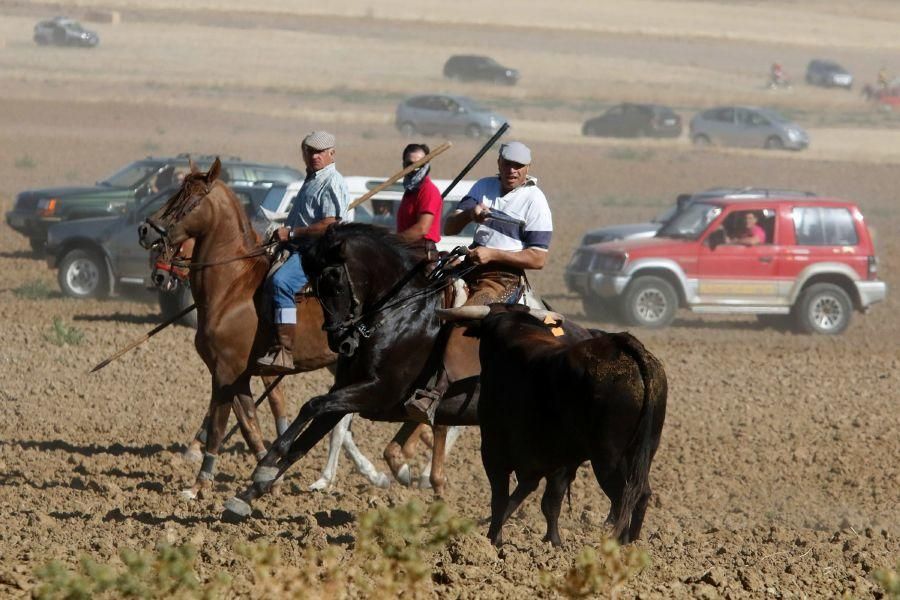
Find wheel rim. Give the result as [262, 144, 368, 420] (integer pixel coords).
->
[809, 294, 844, 331]
[635, 288, 667, 323]
[66, 258, 99, 295]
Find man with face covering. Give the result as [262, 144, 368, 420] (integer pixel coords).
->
[405, 141, 552, 423]
[396, 143, 443, 260]
[257, 130, 349, 373]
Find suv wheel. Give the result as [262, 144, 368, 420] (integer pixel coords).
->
[158, 286, 198, 328]
[621, 276, 678, 328]
[58, 248, 108, 298]
[793, 283, 852, 335]
[764, 136, 785, 150]
[399, 122, 417, 138]
[582, 294, 616, 323]
[465, 124, 483, 138]
[692, 134, 711, 146]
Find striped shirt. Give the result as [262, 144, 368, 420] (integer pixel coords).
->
[457, 176, 552, 252]
[285, 163, 349, 229]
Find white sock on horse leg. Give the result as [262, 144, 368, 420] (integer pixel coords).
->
[309, 414, 351, 491]
[343, 428, 390, 488]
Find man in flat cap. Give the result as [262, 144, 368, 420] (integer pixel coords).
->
[406, 141, 552, 422]
[257, 131, 349, 373]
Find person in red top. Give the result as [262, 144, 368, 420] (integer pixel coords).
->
[730, 211, 767, 245]
[396, 143, 442, 258]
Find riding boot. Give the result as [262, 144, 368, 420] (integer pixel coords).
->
[405, 369, 449, 426]
[256, 324, 296, 373]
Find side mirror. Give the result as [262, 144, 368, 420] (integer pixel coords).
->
[708, 228, 726, 250]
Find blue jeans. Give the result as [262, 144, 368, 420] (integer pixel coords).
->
[267, 252, 307, 324]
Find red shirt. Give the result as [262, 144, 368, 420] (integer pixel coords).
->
[397, 175, 442, 243]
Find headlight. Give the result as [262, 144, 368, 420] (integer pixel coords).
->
[591, 254, 627, 273]
[37, 198, 57, 216]
[786, 129, 802, 141]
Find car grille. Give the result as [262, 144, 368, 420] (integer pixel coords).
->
[14, 193, 38, 211]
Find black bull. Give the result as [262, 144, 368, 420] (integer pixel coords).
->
[438, 304, 667, 546]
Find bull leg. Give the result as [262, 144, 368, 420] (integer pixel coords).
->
[309, 413, 352, 491]
[485, 465, 511, 546]
[592, 463, 626, 530]
[262, 375, 290, 437]
[627, 482, 653, 543]
[384, 422, 421, 486]
[541, 467, 576, 547]
[500, 476, 540, 528]
[342, 425, 390, 488]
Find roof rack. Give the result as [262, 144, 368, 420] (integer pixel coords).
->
[173, 153, 243, 161]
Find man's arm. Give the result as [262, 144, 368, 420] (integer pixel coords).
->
[275, 217, 338, 242]
[467, 246, 547, 270]
[398, 213, 435, 242]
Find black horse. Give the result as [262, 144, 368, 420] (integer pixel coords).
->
[223, 223, 575, 516]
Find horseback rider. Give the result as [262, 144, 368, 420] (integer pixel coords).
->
[257, 131, 350, 373]
[405, 141, 552, 423]
[396, 143, 443, 260]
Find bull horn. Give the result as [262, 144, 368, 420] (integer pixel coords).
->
[529, 309, 565, 324]
[435, 306, 491, 321]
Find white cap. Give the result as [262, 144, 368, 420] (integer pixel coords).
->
[499, 141, 531, 165]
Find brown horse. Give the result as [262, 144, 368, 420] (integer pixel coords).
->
[139, 160, 455, 497]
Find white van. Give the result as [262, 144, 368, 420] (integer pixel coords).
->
[254, 176, 478, 252]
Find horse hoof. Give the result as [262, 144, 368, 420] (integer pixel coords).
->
[252, 465, 279, 484]
[418, 475, 432, 489]
[374, 473, 391, 489]
[308, 478, 330, 492]
[223, 496, 252, 519]
[396, 464, 411, 487]
[180, 488, 199, 500]
[182, 447, 203, 463]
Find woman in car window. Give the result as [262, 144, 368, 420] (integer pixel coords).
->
[729, 211, 767, 245]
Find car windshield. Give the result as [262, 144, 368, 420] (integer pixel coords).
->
[652, 205, 678, 223]
[101, 162, 160, 188]
[656, 202, 721, 239]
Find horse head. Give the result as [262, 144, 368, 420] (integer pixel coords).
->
[303, 223, 418, 357]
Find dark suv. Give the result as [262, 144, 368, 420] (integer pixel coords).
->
[582, 104, 682, 138]
[443, 55, 519, 85]
[6, 154, 301, 253]
[805, 60, 853, 89]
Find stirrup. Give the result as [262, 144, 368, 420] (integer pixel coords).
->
[405, 389, 440, 425]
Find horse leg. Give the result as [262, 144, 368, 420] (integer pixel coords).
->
[421, 425, 463, 490]
[342, 423, 391, 488]
[183, 413, 210, 462]
[383, 422, 421, 486]
[541, 467, 576, 547]
[308, 413, 351, 491]
[181, 390, 230, 500]
[229, 376, 267, 459]
[224, 411, 346, 518]
[262, 375, 290, 438]
[427, 425, 448, 497]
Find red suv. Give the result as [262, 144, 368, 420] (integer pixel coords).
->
[565, 196, 887, 334]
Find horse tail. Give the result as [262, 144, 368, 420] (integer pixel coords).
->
[609, 332, 667, 543]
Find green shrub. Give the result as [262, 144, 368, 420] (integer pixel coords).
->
[541, 539, 649, 598]
[44, 317, 84, 346]
[875, 559, 900, 599]
[15, 154, 37, 169]
[13, 280, 53, 299]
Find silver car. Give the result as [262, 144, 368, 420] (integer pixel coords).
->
[690, 106, 809, 151]
[395, 94, 505, 138]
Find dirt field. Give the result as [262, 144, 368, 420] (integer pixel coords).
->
[1, 2, 898, 597]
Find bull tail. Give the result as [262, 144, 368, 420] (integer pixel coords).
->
[609, 332, 667, 543]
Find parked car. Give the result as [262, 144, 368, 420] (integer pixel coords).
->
[395, 95, 506, 138]
[690, 106, 809, 150]
[582, 104, 682, 138]
[574, 187, 816, 249]
[33, 17, 99, 47]
[805, 60, 853, 89]
[7, 154, 302, 253]
[566, 195, 886, 333]
[443, 55, 519, 85]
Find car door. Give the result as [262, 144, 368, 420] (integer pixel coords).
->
[695, 205, 782, 306]
[602, 105, 625, 136]
[112, 196, 168, 285]
[441, 97, 466, 134]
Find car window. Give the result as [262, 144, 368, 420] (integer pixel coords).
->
[792, 207, 859, 246]
[444, 98, 459, 112]
[407, 96, 432, 110]
[102, 162, 161, 188]
[353, 200, 397, 229]
[716, 108, 735, 122]
[260, 186, 289, 213]
[606, 106, 625, 116]
[657, 202, 721, 239]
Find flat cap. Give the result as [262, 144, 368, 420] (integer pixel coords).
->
[499, 141, 531, 165]
[301, 130, 336, 151]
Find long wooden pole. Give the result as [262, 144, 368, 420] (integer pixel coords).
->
[348, 141, 452, 210]
[89, 303, 197, 373]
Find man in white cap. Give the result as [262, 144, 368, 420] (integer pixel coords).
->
[406, 141, 552, 422]
[257, 130, 349, 373]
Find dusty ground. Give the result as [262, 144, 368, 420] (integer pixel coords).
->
[0, 2, 898, 598]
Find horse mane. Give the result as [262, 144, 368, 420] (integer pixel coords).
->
[305, 222, 416, 276]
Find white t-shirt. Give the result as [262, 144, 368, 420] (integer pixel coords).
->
[457, 176, 552, 252]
